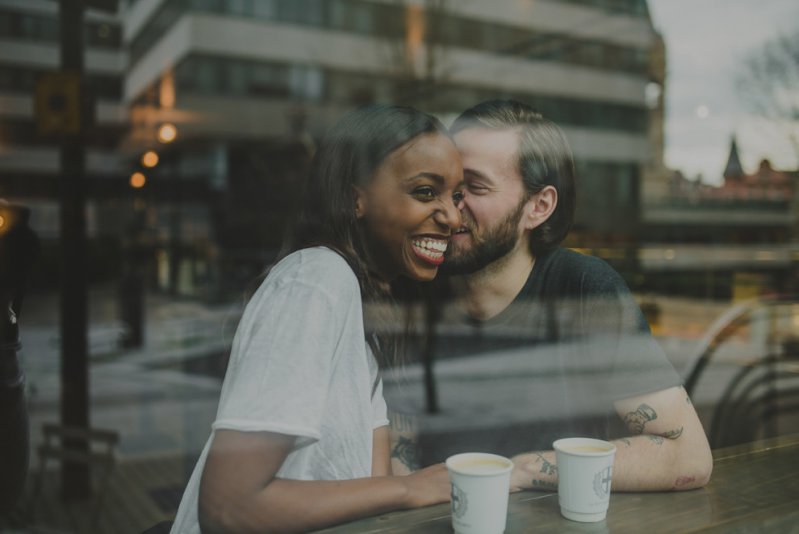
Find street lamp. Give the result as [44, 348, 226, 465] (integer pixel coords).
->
[157, 123, 177, 144]
[141, 150, 159, 168]
[130, 171, 146, 189]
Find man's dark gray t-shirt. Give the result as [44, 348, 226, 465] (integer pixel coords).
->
[401, 247, 682, 464]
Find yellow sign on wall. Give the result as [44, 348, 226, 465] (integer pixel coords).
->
[34, 71, 82, 136]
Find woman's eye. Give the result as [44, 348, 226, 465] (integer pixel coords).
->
[413, 186, 437, 200]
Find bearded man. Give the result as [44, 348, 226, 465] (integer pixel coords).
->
[393, 100, 712, 493]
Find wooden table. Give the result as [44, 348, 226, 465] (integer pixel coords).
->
[319, 434, 799, 533]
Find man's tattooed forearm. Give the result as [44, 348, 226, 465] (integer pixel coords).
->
[618, 438, 632, 447]
[623, 403, 658, 434]
[662, 427, 684, 439]
[391, 436, 419, 471]
[646, 435, 664, 445]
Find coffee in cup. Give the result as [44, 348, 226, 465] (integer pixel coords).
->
[446, 452, 513, 534]
[553, 437, 616, 523]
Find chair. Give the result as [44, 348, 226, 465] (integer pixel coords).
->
[29, 423, 120, 528]
[706, 354, 799, 447]
[684, 296, 799, 448]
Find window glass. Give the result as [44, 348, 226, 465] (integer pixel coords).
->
[225, 0, 252, 16]
[252, 0, 277, 19]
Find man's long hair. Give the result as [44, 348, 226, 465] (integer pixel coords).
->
[450, 99, 577, 256]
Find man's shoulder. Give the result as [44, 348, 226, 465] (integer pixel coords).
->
[538, 247, 615, 277]
[532, 248, 627, 296]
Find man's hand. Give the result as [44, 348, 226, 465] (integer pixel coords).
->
[509, 450, 558, 492]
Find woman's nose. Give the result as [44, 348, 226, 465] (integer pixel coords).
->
[436, 197, 461, 231]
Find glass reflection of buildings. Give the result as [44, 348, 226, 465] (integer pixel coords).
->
[1, 0, 794, 300]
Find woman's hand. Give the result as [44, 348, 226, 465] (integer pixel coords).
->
[199, 430, 452, 533]
[400, 463, 452, 508]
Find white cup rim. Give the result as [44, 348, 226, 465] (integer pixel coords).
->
[445, 452, 513, 476]
[552, 437, 617, 456]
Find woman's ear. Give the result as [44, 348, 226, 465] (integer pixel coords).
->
[354, 187, 366, 219]
[522, 186, 557, 230]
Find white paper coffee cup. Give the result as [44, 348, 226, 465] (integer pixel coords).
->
[445, 452, 513, 534]
[553, 437, 616, 523]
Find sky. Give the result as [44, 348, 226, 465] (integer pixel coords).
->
[647, 0, 799, 184]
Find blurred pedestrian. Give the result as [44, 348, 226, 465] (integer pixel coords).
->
[0, 201, 39, 512]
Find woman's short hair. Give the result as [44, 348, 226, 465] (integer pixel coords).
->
[450, 99, 576, 257]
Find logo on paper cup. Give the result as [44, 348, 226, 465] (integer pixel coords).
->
[451, 482, 468, 518]
[592, 465, 613, 498]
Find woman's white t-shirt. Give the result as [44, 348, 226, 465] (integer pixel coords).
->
[171, 247, 389, 533]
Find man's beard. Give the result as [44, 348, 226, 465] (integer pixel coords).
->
[443, 199, 526, 275]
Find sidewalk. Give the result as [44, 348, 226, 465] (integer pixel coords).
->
[2, 287, 242, 533]
[19, 286, 242, 459]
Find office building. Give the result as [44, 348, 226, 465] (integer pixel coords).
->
[2, 0, 662, 295]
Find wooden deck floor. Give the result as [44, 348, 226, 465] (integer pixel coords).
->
[0, 455, 186, 534]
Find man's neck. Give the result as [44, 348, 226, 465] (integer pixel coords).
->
[454, 244, 536, 321]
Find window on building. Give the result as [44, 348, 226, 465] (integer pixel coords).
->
[252, 0, 277, 19]
[289, 65, 324, 101]
[225, 0, 253, 16]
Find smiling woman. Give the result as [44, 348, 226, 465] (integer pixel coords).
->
[356, 132, 462, 280]
[168, 105, 463, 534]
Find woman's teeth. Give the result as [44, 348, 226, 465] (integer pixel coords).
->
[412, 238, 447, 263]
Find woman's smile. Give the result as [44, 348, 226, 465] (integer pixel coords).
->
[357, 132, 462, 281]
[411, 236, 449, 265]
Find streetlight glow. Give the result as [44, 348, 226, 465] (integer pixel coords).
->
[157, 123, 177, 143]
[130, 171, 146, 188]
[141, 150, 159, 168]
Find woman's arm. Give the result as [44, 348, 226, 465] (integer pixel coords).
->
[199, 429, 450, 534]
[372, 426, 391, 476]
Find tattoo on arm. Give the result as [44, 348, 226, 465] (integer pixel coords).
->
[623, 403, 658, 434]
[389, 412, 416, 433]
[674, 475, 696, 488]
[532, 479, 557, 491]
[618, 438, 632, 447]
[528, 452, 557, 490]
[646, 435, 664, 445]
[391, 436, 419, 471]
[662, 427, 684, 439]
[532, 452, 557, 476]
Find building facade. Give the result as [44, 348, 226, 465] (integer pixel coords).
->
[641, 137, 799, 300]
[2, 0, 660, 297]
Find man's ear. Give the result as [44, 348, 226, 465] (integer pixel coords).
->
[522, 186, 557, 230]
[354, 187, 366, 219]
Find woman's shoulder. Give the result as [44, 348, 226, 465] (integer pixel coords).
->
[269, 246, 359, 290]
